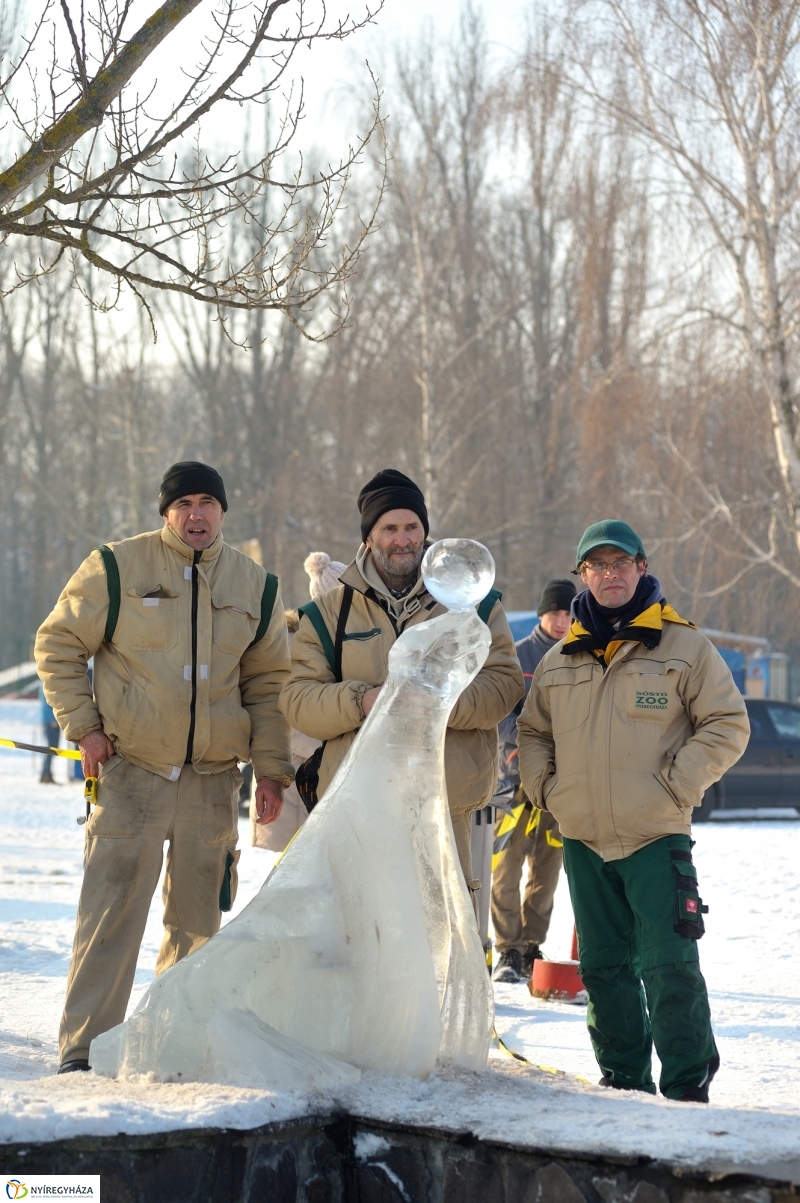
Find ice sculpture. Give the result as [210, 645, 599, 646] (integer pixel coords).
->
[91, 538, 495, 1086]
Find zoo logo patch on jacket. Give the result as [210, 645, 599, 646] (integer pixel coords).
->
[635, 690, 669, 711]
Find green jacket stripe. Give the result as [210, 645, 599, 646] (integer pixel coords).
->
[248, 572, 279, 649]
[95, 545, 121, 644]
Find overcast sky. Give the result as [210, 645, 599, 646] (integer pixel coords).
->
[285, 0, 528, 154]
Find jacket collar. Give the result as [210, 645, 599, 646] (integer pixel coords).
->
[160, 522, 224, 566]
[563, 601, 694, 667]
[529, 623, 559, 652]
[342, 545, 431, 624]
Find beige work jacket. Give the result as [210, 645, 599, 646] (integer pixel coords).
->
[280, 554, 524, 817]
[34, 525, 293, 784]
[517, 619, 750, 860]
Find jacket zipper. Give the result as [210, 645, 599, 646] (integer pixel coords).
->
[185, 549, 201, 763]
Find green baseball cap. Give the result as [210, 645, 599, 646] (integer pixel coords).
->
[575, 520, 646, 568]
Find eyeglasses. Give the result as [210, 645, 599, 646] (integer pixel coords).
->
[582, 557, 637, 576]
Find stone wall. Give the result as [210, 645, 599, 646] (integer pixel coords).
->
[1, 1116, 796, 1202]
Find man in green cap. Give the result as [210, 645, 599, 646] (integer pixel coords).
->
[517, 520, 749, 1101]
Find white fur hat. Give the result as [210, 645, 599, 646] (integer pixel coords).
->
[304, 551, 346, 599]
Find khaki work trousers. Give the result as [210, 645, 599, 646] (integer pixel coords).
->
[491, 803, 563, 953]
[60, 757, 240, 1065]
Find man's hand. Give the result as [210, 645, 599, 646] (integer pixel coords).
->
[362, 686, 381, 717]
[255, 777, 284, 825]
[78, 730, 115, 778]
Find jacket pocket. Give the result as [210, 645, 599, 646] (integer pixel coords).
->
[121, 589, 178, 651]
[671, 849, 708, 939]
[624, 664, 681, 723]
[114, 680, 146, 746]
[540, 772, 597, 842]
[212, 601, 257, 657]
[654, 748, 701, 811]
[540, 663, 594, 734]
[219, 846, 241, 912]
[542, 772, 559, 808]
[200, 768, 240, 845]
[87, 756, 155, 839]
[208, 690, 251, 765]
[653, 769, 686, 812]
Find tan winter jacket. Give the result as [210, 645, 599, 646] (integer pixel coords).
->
[280, 549, 524, 818]
[35, 525, 293, 784]
[516, 617, 749, 861]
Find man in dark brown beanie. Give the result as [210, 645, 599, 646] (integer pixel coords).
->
[281, 467, 523, 884]
[36, 461, 293, 1072]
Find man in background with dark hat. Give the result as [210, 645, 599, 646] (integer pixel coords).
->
[491, 577, 576, 983]
[281, 468, 523, 884]
[36, 461, 293, 1073]
[517, 520, 749, 1102]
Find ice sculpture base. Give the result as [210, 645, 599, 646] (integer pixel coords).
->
[91, 1006, 361, 1091]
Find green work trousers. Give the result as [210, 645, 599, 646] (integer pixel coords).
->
[562, 834, 718, 1099]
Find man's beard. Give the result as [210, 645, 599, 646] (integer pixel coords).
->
[371, 543, 425, 592]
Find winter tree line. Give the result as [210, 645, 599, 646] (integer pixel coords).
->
[1, 0, 799, 680]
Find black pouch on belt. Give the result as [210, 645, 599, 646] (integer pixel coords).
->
[671, 848, 708, 939]
[296, 745, 324, 813]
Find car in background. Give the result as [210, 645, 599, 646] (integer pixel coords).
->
[697, 698, 800, 821]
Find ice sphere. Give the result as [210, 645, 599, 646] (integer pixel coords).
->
[91, 540, 494, 1086]
[422, 539, 496, 611]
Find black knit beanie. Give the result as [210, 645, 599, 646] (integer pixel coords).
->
[357, 468, 429, 542]
[538, 578, 577, 615]
[159, 461, 228, 515]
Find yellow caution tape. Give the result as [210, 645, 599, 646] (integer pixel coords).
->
[491, 1027, 590, 1082]
[0, 737, 81, 759]
[492, 1027, 532, 1064]
[273, 823, 304, 866]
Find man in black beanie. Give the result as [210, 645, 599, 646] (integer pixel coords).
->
[158, 460, 228, 515]
[282, 468, 523, 884]
[491, 578, 576, 983]
[36, 461, 293, 1072]
[354, 467, 430, 594]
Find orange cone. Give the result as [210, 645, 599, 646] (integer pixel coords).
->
[529, 925, 585, 1001]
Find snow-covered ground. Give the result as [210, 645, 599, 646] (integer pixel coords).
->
[3, 698, 800, 1165]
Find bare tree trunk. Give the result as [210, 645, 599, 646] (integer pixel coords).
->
[595, 0, 800, 561]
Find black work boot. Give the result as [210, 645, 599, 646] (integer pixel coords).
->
[492, 949, 523, 983]
[520, 944, 543, 979]
[58, 1059, 91, 1074]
